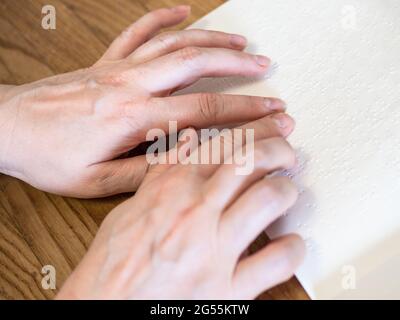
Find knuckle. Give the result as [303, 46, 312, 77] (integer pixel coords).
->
[263, 179, 287, 203]
[178, 46, 203, 64]
[270, 176, 299, 203]
[156, 167, 191, 195]
[249, 96, 266, 112]
[120, 26, 135, 39]
[198, 92, 224, 122]
[86, 166, 118, 197]
[157, 177, 179, 195]
[154, 31, 178, 48]
[96, 71, 126, 86]
[256, 114, 290, 137]
[259, 177, 298, 216]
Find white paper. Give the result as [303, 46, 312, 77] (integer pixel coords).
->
[182, 0, 400, 299]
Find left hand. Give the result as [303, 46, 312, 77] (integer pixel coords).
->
[0, 6, 283, 198]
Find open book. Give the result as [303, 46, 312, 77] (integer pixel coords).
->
[181, 0, 400, 299]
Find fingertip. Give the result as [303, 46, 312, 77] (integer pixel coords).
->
[270, 113, 295, 137]
[284, 233, 306, 266]
[229, 34, 248, 48]
[268, 234, 305, 281]
[264, 97, 286, 112]
[278, 234, 306, 260]
[254, 55, 271, 68]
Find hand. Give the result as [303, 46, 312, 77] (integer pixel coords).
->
[0, 6, 283, 198]
[57, 113, 304, 299]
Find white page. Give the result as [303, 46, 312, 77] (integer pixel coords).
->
[182, 0, 400, 299]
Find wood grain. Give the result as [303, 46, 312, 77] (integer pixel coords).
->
[0, 0, 308, 300]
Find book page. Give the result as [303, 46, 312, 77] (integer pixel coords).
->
[181, 0, 400, 299]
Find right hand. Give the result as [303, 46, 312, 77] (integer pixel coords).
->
[57, 113, 305, 299]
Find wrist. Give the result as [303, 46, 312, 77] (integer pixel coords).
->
[0, 85, 21, 176]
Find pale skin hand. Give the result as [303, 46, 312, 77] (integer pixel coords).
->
[57, 114, 305, 300]
[0, 6, 286, 198]
[0, 5, 304, 299]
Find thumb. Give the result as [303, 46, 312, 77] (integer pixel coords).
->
[141, 127, 199, 187]
[91, 127, 198, 196]
[90, 155, 150, 197]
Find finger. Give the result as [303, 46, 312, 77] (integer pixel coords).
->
[219, 176, 298, 256]
[190, 113, 294, 179]
[238, 112, 294, 139]
[141, 127, 199, 187]
[130, 29, 247, 63]
[233, 234, 305, 299]
[204, 137, 296, 209]
[89, 155, 149, 197]
[100, 6, 190, 61]
[142, 94, 286, 133]
[134, 47, 270, 95]
[139, 112, 290, 187]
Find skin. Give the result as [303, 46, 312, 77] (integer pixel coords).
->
[0, 6, 305, 299]
[0, 5, 284, 198]
[57, 120, 305, 299]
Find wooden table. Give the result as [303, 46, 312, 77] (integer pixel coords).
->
[0, 0, 308, 300]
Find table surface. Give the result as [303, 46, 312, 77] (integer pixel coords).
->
[0, 0, 308, 300]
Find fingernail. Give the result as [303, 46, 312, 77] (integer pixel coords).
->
[230, 34, 247, 47]
[264, 98, 286, 111]
[271, 113, 292, 129]
[171, 5, 191, 13]
[254, 55, 270, 67]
